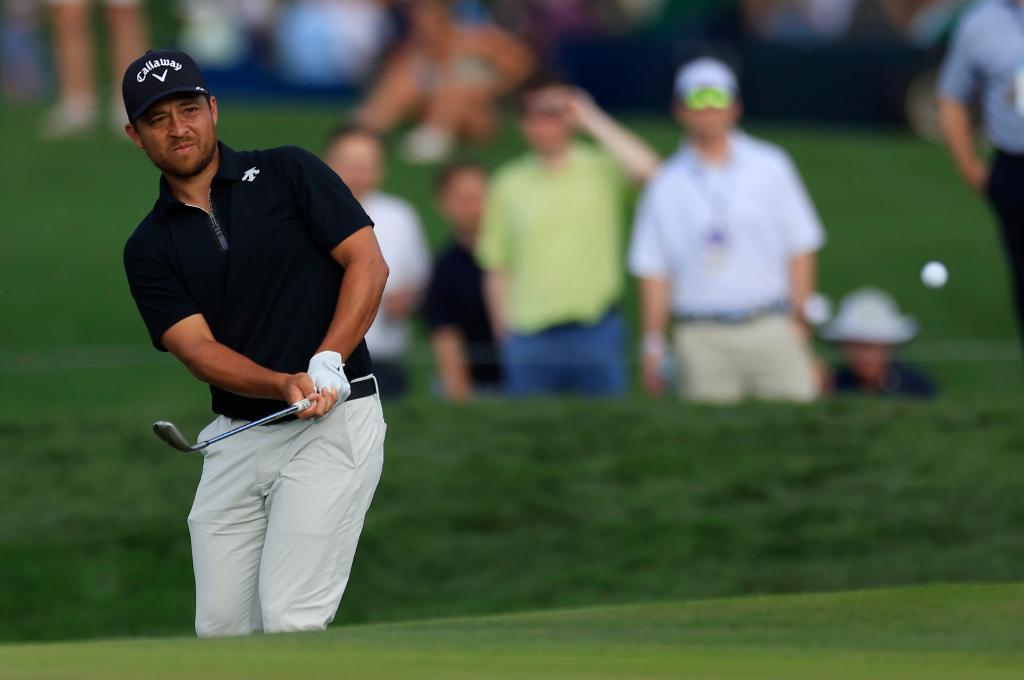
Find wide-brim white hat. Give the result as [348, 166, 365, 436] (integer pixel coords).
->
[820, 288, 918, 344]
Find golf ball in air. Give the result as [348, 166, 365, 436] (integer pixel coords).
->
[921, 261, 948, 288]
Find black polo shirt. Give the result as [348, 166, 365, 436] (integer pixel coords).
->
[124, 142, 374, 421]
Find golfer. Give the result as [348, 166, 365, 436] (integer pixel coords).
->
[121, 50, 389, 637]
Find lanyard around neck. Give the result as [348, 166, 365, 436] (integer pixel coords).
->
[685, 156, 735, 224]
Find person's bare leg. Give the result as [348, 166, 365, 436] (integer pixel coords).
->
[420, 80, 473, 138]
[105, 2, 149, 129]
[400, 79, 488, 163]
[43, 0, 97, 137]
[459, 94, 499, 144]
[356, 53, 424, 132]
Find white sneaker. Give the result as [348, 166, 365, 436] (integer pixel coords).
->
[399, 127, 453, 164]
[39, 100, 97, 139]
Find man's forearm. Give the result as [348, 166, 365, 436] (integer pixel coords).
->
[580, 107, 660, 182]
[483, 271, 508, 340]
[179, 340, 287, 401]
[789, 251, 816, 322]
[639, 277, 671, 347]
[939, 98, 986, 188]
[317, 256, 389, 359]
[432, 328, 473, 402]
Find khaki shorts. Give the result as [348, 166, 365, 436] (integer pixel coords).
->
[673, 315, 817, 404]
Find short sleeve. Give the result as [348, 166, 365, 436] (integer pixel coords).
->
[278, 146, 373, 252]
[628, 180, 671, 278]
[424, 257, 459, 330]
[398, 204, 432, 288]
[774, 154, 825, 255]
[476, 173, 511, 271]
[938, 14, 980, 104]
[123, 238, 201, 351]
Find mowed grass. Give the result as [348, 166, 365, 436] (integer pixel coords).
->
[4, 398, 1024, 641]
[2, 584, 1022, 680]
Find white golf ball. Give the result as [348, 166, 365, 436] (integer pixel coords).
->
[921, 261, 948, 289]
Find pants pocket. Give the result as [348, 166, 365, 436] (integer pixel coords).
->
[325, 397, 384, 469]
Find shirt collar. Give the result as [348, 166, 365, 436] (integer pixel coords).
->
[678, 130, 746, 172]
[154, 141, 240, 215]
[528, 141, 586, 172]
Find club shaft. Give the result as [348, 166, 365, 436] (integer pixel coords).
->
[199, 403, 303, 448]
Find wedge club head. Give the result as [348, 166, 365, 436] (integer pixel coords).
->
[153, 421, 204, 452]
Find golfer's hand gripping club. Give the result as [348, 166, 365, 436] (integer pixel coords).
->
[307, 350, 352, 403]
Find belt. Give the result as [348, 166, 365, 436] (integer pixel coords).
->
[675, 299, 790, 325]
[346, 375, 377, 401]
[535, 305, 621, 334]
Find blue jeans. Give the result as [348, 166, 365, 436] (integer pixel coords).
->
[503, 310, 627, 397]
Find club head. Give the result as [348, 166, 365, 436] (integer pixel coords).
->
[153, 421, 201, 453]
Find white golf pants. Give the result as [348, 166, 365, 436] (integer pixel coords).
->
[187, 388, 385, 637]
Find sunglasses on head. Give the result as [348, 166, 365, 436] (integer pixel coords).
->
[684, 87, 734, 111]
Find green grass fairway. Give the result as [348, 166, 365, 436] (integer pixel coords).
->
[2, 584, 1021, 680]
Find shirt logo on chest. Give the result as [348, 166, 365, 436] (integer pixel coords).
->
[242, 167, 260, 183]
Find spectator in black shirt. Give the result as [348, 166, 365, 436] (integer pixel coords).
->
[424, 160, 503, 401]
[821, 288, 937, 399]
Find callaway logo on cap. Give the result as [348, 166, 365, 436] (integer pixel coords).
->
[122, 49, 210, 123]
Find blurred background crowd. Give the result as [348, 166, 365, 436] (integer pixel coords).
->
[3, 0, 998, 405]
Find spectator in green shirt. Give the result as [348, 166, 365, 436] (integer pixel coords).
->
[477, 75, 660, 396]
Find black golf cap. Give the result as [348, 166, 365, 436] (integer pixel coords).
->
[122, 49, 210, 123]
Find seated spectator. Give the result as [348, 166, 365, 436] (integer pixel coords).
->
[324, 124, 431, 399]
[629, 58, 824, 404]
[356, 0, 535, 163]
[821, 288, 937, 398]
[478, 76, 660, 398]
[424, 160, 502, 401]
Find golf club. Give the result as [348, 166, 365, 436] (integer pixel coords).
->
[153, 399, 313, 453]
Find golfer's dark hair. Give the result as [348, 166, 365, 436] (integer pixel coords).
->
[434, 158, 487, 194]
[324, 123, 385, 153]
[516, 71, 568, 112]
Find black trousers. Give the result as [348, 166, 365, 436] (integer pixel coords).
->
[987, 151, 1024, 354]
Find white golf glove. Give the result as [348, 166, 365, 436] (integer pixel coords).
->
[307, 351, 351, 402]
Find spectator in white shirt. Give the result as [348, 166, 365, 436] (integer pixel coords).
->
[628, 57, 825, 404]
[325, 124, 431, 398]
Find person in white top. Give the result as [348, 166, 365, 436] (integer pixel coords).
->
[325, 124, 431, 398]
[628, 57, 825, 404]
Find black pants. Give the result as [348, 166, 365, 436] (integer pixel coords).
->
[987, 151, 1024, 354]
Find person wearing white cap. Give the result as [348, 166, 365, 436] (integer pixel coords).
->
[821, 289, 936, 398]
[628, 57, 825, 404]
